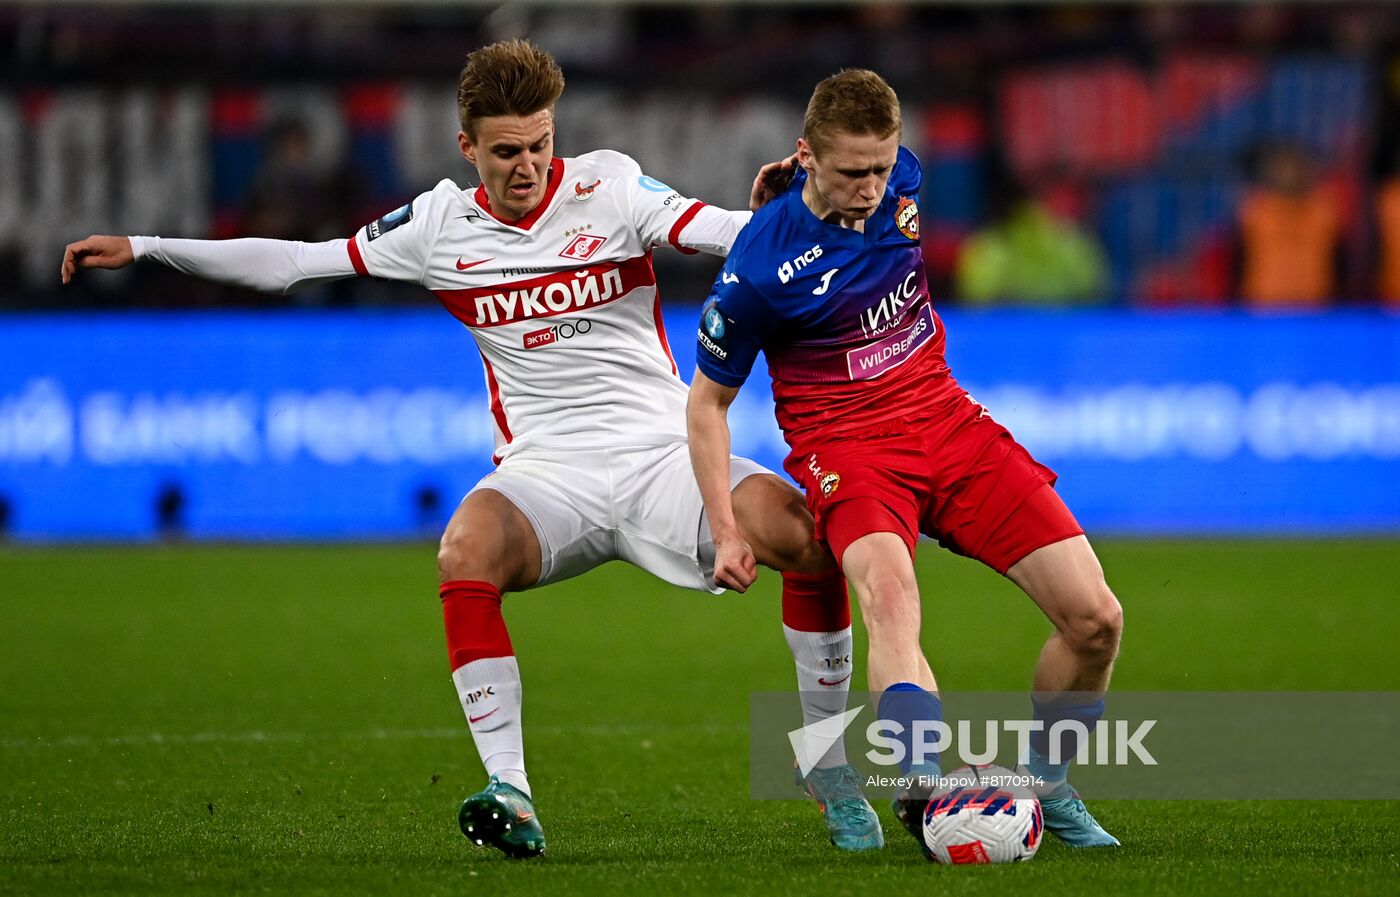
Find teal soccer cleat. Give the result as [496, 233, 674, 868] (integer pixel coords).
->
[1041, 788, 1121, 848]
[796, 763, 885, 851]
[458, 776, 547, 859]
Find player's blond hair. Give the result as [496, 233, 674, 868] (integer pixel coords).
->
[803, 69, 902, 154]
[457, 39, 566, 138]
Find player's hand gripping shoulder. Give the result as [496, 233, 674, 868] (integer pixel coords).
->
[61, 235, 134, 284]
[750, 154, 798, 211]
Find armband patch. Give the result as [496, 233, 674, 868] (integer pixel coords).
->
[699, 301, 731, 361]
[367, 203, 413, 241]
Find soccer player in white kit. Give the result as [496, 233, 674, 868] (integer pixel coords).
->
[62, 40, 884, 857]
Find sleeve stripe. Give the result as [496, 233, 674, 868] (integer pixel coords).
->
[667, 201, 707, 255]
[347, 234, 368, 276]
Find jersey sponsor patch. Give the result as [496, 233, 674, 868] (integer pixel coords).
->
[523, 319, 592, 349]
[778, 244, 824, 284]
[845, 303, 937, 381]
[433, 254, 655, 327]
[698, 330, 728, 361]
[895, 196, 920, 241]
[860, 269, 921, 337]
[367, 203, 413, 241]
[637, 175, 673, 193]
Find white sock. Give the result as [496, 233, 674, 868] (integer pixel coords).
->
[783, 624, 855, 770]
[452, 655, 530, 798]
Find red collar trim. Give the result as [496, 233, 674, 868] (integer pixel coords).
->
[472, 157, 565, 230]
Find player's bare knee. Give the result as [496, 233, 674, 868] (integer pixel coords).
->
[856, 572, 919, 633]
[1062, 585, 1122, 660]
[436, 531, 472, 582]
[437, 528, 505, 585]
[786, 535, 832, 574]
[766, 514, 825, 573]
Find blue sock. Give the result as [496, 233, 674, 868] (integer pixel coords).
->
[1028, 697, 1105, 786]
[877, 683, 943, 775]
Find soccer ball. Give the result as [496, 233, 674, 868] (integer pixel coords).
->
[922, 764, 1043, 864]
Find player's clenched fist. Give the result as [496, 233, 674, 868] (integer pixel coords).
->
[712, 535, 758, 593]
[61, 235, 134, 284]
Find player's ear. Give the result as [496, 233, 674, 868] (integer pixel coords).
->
[796, 138, 816, 173]
[458, 131, 477, 166]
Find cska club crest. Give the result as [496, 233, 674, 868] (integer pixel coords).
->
[819, 472, 841, 497]
[895, 196, 920, 241]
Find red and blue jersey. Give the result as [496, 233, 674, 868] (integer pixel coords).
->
[695, 146, 961, 448]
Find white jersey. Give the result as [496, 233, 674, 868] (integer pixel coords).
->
[347, 150, 745, 462]
[126, 151, 769, 593]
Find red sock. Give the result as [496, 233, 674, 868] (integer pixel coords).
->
[781, 569, 851, 632]
[440, 580, 514, 672]
[783, 569, 855, 770]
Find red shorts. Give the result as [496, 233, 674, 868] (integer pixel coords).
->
[784, 393, 1083, 575]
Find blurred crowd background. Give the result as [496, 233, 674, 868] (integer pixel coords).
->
[4, 1, 1400, 310]
[5, 2, 1400, 542]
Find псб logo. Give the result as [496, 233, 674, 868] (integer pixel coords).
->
[778, 244, 823, 284]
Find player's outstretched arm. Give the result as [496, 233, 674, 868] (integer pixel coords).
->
[61, 235, 134, 284]
[687, 369, 758, 593]
[61, 234, 357, 294]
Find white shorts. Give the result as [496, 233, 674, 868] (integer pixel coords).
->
[469, 439, 772, 593]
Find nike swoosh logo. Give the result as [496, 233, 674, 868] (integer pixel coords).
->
[817, 674, 851, 686]
[468, 708, 500, 724]
[456, 257, 494, 271]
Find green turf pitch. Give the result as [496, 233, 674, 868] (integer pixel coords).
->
[2, 541, 1397, 895]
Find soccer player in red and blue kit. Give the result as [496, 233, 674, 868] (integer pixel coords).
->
[687, 69, 1124, 851]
